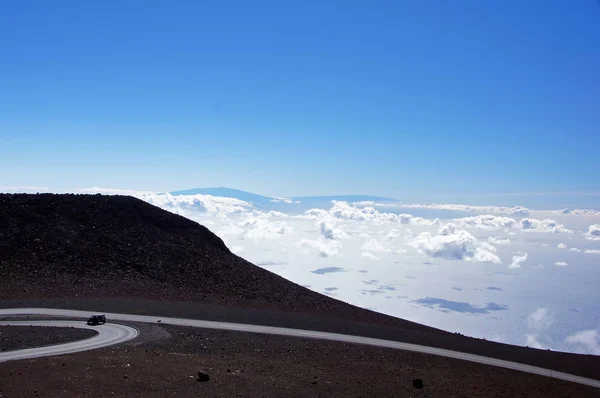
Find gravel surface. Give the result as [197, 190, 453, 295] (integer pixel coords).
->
[0, 325, 597, 398]
[0, 325, 96, 352]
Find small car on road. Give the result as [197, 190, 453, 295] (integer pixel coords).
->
[87, 314, 106, 325]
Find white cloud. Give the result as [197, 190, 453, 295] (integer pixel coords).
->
[303, 201, 438, 226]
[254, 210, 288, 218]
[301, 208, 331, 220]
[584, 249, 600, 255]
[518, 218, 573, 234]
[384, 229, 401, 240]
[329, 201, 399, 223]
[584, 224, 600, 241]
[270, 197, 295, 204]
[410, 224, 501, 263]
[300, 239, 341, 258]
[357, 202, 600, 218]
[557, 243, 567, 249]
[527, 308, 553, 330]
[509, 252, 528, 269]
[525, 334, 546, 349]
[554, 261, 568, 267]
[127, 192, 252, 216]
[454, 215, 517, 230]
[230, 246, 244, 255]
[234, 217, 292, 240]
[361, 252, 380, 260]
[568, 247, 582, 252]
[361, 238, 391, 253]
[566, 330, 600, 355]
[488, 236, 512, 245]
[398, 213, 439, 226]
[385, 203, 530, 216]
[557, 208, 600, 216]
[319, 220, 348, 240]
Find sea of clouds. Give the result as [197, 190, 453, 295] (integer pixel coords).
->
[4, 186, 600, 355]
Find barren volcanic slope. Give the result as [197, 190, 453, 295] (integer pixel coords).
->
[2, 193, 600, 386]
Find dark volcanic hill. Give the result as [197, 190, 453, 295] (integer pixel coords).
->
[0, 193, 418, 326]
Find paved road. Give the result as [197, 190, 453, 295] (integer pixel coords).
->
[0, 319, 138, 363]
[1, 308, 599, 389]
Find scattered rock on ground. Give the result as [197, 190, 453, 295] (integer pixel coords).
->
[197, 371, 210, 382]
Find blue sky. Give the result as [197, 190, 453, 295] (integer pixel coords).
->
[1, 1, 599, 205]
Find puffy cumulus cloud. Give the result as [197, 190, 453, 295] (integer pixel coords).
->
[454, 215, 517, 230]
[527, 308, 553, 330]
[557, 243, 567, 249]
[518, 218, 573, 234]
[566, 330, 600, 355]
[509, 252, 528, 269]
[398, 213, 439, 226]
[487, 236, 512, 245]
[584, 224, 600, 241]
[410, 224, 501, 263]
[584, 249, 600, 255]
[361, 252, 380, 260]
[554, 261, 568, 267]
[568, 247, 582, 252]
[301, 208, 331, 220]
[302, 201, 437, 226]
[234, 217, 293, 241]
[319, 220, 348, 240]
[300, 239, 341, 258]
[329, 201, 399, 223]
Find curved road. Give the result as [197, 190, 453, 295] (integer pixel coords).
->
[1, 308, 599, 389]
[0, 319, 138, 362]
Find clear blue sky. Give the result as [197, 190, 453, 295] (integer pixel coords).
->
[1, 1, 599, 204]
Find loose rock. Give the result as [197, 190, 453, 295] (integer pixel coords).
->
[197, 371, 210, 382]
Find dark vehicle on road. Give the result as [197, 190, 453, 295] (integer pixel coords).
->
[87, 315, 106, 325]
